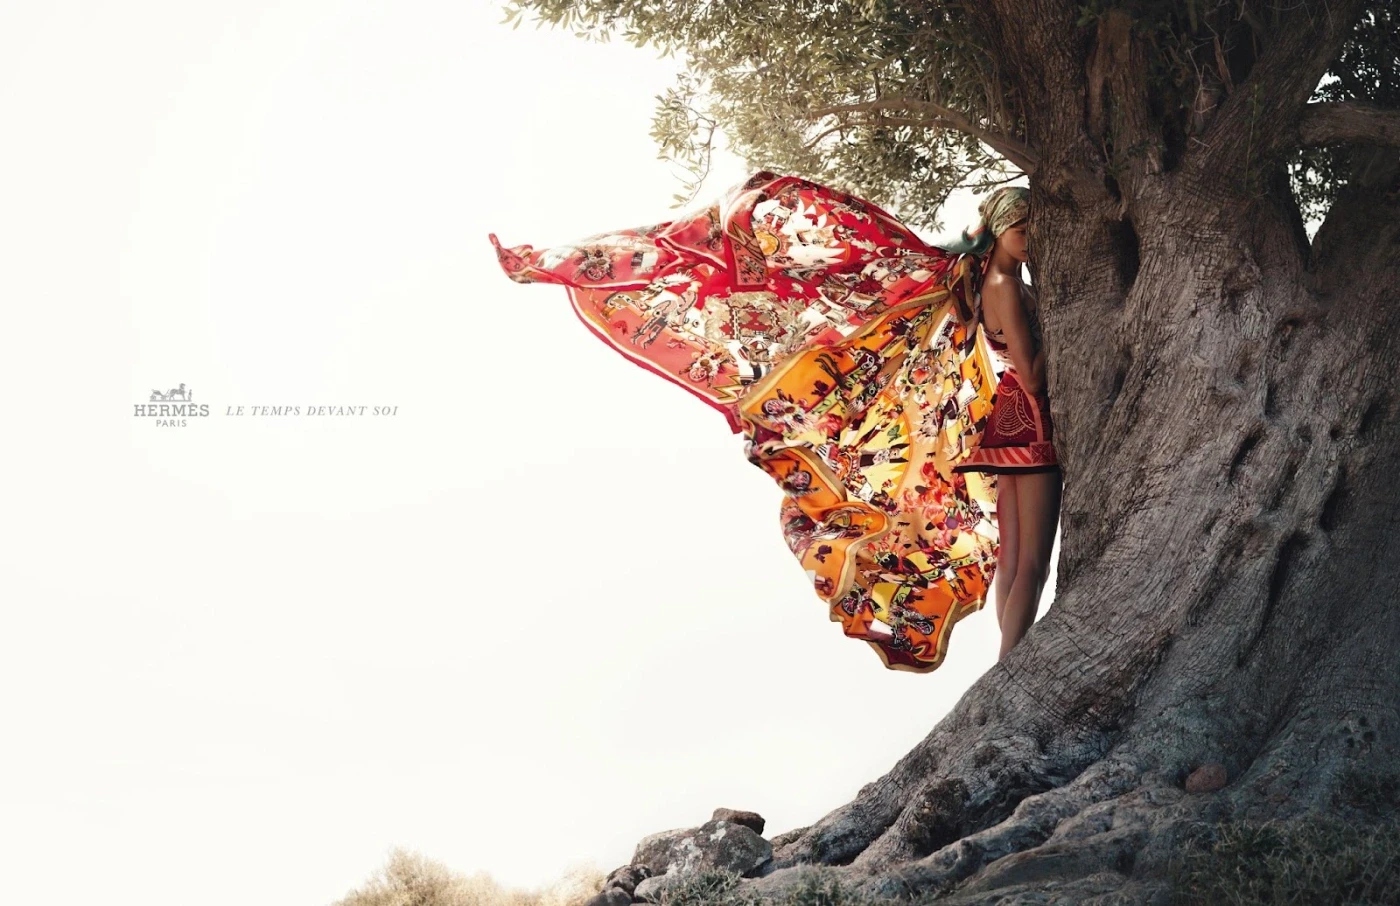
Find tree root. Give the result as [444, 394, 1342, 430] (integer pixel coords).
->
[743, 718, 1280, 904]
[744, 768, 1227, 903]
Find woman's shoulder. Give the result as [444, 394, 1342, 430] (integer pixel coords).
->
[980, 268, 1014, 288]
[985, 270, 1036, 306]
[979, 270, 1023, 311]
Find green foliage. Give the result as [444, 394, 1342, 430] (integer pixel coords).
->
[1289, 7, 1400, 222]
[1165, 814, 1400, 906]
[657, 868, 748, 906]
[499, 0, 1010, 232]
[657, 868, 892, 906]
[500, 1, 1396, 229]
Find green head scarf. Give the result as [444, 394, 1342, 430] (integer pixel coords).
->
[938, 185, 1030, 256]
[980, 186, 1030, 238]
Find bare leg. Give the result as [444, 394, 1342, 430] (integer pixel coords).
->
[992, 474, 1019, 630]
[998, 469, 1063, 660]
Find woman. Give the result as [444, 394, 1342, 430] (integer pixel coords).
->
[950, 187, 1062, 660]
[489, 171, 1024, 673]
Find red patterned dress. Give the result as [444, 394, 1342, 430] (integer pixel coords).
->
[490, 171, 1005, 673]
[954, 293, 1059, 474]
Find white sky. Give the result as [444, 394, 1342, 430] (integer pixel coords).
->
[0, 3, 1049, 904]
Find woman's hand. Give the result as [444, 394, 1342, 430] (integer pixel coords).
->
[1028, 349, 1047, 396]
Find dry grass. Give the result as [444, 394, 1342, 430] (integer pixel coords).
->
[333, 848, 608, 906]
[657, 868, 887, 906]
[1164, 813, 1400, 905]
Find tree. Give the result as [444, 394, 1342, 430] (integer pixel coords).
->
[501, 1, 1400, 901]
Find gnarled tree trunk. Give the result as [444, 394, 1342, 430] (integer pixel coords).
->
[736, 1, 1400, 901]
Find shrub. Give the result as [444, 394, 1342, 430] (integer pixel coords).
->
[334, 848, 607, 906]
[657, 867, 891, 906]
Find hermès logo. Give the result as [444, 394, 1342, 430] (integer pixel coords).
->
[134, 382, 210, 427]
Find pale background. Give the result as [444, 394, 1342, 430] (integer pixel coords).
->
[0, 2, 1047, 904]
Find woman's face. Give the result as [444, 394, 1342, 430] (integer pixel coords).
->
[996, 220, 1029, 263]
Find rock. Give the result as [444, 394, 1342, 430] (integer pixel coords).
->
[1184, 763, 1228, 793]
[633, 818, 773, 880]
[580, 888, 633, 906]
[632, 875, 677, 904]
[710, 808, 765, 835]
[601, 864, 651, 896]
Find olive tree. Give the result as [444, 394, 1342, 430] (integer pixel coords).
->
[502, 2, 1400, 900]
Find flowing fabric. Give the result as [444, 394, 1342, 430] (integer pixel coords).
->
[489, 171, 1003, 672]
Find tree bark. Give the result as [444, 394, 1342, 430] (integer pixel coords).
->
[735, 151, 1400, 906]
[729, 5, 1400, 901]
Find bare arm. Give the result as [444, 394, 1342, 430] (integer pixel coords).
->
[982, 275, 1042, 394]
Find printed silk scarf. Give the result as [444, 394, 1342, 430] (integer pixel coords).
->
[489, 171, 1001, 672]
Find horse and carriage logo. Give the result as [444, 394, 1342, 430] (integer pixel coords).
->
[150, 382, 193, 401]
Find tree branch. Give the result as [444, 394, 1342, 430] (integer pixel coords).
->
[965, 0, 1115, 208]
[1297, 102, 1400, 149]
[1191, 0, 1368, 174]
[809, 98, 1039, 174]
[1085, 8, 1162, 185]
